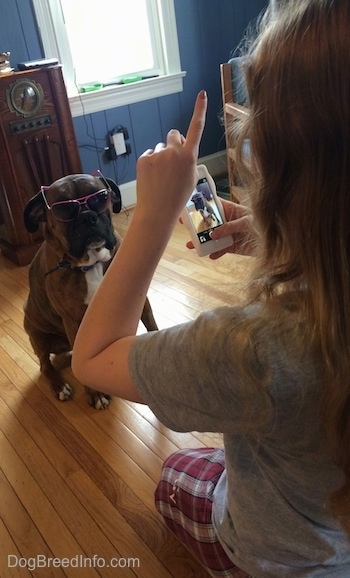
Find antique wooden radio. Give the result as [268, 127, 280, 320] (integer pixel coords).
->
[0, 65, 82, 265]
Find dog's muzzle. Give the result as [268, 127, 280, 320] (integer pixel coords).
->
[67, 210, 117, 259]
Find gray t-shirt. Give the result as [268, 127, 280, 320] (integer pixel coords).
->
[129, 305, 350, 577]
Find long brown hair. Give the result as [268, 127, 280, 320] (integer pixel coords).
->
[236, 0, 350, 533]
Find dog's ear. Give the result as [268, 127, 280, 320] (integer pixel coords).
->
[105, 178, 122, 214]
[23, 190, 46, 233]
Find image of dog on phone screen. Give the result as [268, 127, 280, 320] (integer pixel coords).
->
[187, 178, 222, 234]
[23, 173, 158, 409]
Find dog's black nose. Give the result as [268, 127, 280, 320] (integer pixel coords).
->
[79, 210, 98, 225]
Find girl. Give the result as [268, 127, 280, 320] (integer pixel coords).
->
[72, 1, 350, 575]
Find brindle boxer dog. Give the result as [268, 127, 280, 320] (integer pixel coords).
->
[23, 173, 158, 409]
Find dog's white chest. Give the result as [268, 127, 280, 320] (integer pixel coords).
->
[84, 263, 104, 305]
[79, 247, 112, 305]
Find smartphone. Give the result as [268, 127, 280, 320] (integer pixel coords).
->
[181, 165, 232, 257]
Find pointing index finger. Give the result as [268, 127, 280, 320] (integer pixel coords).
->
[184, 91, 207, 155]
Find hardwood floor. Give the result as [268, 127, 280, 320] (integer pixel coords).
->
[0, 209, 253, 577]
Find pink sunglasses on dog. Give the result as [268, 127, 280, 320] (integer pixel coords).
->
[41, 187, 111, 222]
[40, 171, 113, 222]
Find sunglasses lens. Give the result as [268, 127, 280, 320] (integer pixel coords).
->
[86, 190, 110, 213]
[51, 202, 80, 222]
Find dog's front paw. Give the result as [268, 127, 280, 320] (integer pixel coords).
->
[58, 382, 74, 401]
[94, 393, 111, 410]
[85, 387, 111, 410]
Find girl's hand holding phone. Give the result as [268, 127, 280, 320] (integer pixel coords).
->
[186, 199, 256, 259]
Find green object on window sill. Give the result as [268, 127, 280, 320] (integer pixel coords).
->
[121, 75, 143, 84]
[78, 83, 104, 93]
[78, 75, 159, 93]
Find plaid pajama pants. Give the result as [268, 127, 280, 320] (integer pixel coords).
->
[155, 447, 254, 578]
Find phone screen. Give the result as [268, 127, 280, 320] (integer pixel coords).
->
[185, 178, 224, 244]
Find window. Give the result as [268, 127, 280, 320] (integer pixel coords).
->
[32, 0, 185, 116]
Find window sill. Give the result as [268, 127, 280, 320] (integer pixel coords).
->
[68, 72, 186, 117]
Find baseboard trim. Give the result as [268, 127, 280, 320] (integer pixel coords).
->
[199, 150, 227, 178]
[120, 150, 227, 208]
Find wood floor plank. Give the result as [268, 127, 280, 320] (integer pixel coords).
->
[0, 433, 100, 578]
[67, 469, 175, 578]
[0, 384, 80, 480]
[1, 318, 38, 361]
[0, 399, 120, 576]
[124, 401, 212, 450]
[0, 280, 26, 313]
[30, 396, 209, 577]
[35, 393, 165, 512]
[0, 471, 64, 578]
[0, 387, 190, 576]
[0, 269, 28, 300]
[106, 399, 180, 462]
[0, 295, 24, 328]
[0, 335, 39, 389]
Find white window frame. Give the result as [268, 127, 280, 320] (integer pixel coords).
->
[32, 0, 185, 117]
